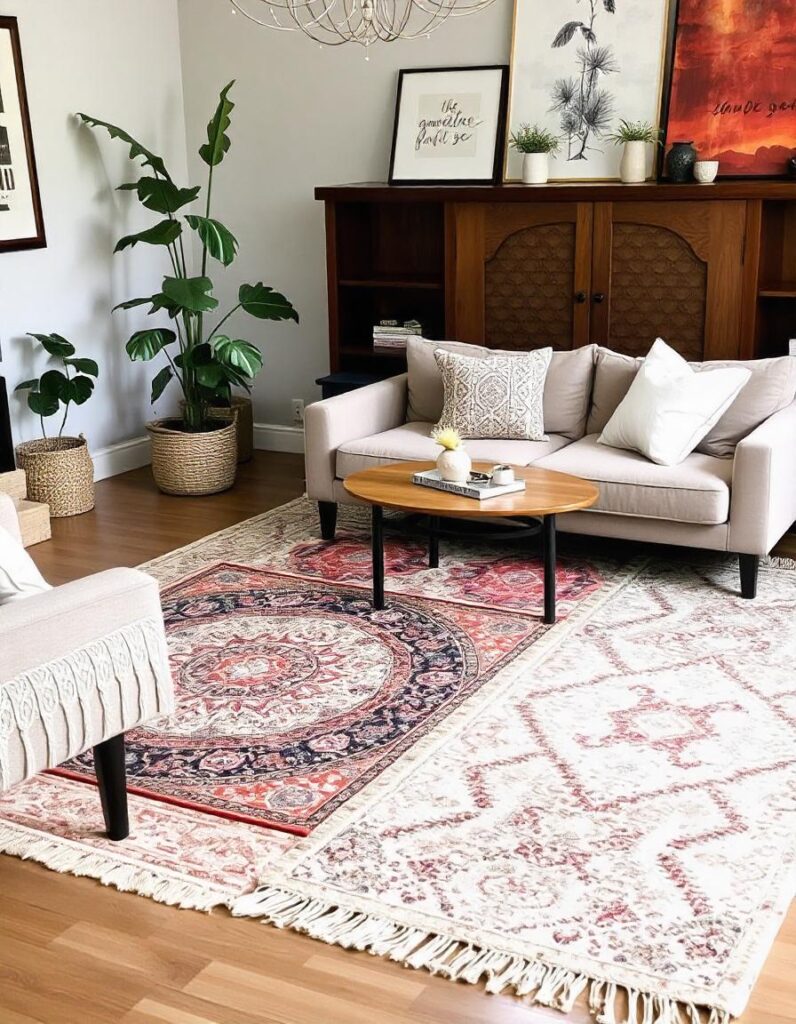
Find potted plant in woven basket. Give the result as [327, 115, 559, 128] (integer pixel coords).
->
[15, 333, 98, 517]
[78, 82, 298, 496]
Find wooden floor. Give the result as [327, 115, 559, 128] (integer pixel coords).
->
[1, 452, 793, 1024]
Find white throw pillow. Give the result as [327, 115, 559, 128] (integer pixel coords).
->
[434, 347, 552, 440]
[598, 338, 752, 466]
[0, 524, 51, 605]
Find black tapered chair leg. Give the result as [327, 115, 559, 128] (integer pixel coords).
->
[93, 734, 129, 841]
[318, 501, 338, 540]
[739, 554, 759, 600]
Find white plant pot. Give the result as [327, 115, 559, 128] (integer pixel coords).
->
[620, 140, 648, 184]
[522, 152, 549, 185]
[436, 447, 471, 483]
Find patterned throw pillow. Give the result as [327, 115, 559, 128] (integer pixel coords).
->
[434, 348, 552, 440]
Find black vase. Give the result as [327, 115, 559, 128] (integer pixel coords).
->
[666, 141, 697, 183]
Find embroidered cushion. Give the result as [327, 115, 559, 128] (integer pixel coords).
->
[434, 348, 552, 440]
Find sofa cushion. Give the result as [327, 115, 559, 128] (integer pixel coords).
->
[336, 421, 571, 479]
[586, 348, 642, 435]
[586, 346, 796, 456]
[696, 355, 796, 457]
[435, 348, 552, 440]
[537, 434, 733, 525]
[406, 336, 596, 439]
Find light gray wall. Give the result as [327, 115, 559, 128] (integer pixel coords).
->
[177, 0, 513, 426]
[0, 0, 188, 452]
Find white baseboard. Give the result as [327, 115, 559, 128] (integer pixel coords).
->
[253, 422, 305, 454]
[92, 436, 151, 481]
[90, 423, 304, 482]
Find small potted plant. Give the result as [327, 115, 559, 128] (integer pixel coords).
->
[431, 427, 471, 483]
[78, 82, 298, 497]
[608, 120, 662, 184]
[15, 333, 98, 517]
[509, 124, 561, 185]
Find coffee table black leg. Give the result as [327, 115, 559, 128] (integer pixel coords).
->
[428, 516, 440, 569]
[372, 504, 385, 610]
[542, 513, 556, 625]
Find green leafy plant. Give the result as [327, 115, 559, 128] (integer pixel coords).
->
[15, 334, 99, 438]
[607, 120, 662, 146]
[508, 124, 561, 155]
[77, 82, 298, 433]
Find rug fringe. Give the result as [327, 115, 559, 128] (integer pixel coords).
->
[0, 823, 226, 912]
[231, 885, 733, 1022]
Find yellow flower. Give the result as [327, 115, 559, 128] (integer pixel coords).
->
[431, 427, 462, 451]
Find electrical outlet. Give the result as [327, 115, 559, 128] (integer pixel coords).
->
[291, 398, 305, 425]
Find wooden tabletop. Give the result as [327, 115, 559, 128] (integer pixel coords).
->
[344, 461, 599, 519]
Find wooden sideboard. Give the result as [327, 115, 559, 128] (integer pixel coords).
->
[315, 181, 796, 377]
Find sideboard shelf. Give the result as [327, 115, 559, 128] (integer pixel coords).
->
[317, 180, 796, 375]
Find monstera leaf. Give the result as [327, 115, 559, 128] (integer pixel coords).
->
[126, 329, 177, 361]
[161, 276, 219, 313]
[186, 215, 238, 266]
[27, 333, 75, 358]
[213, 336, 263, 378]
[199, 81, 235, 168]
[239, 283, 299, 322]
[120, 177, 200, 216]
[115, 220, 182, 253]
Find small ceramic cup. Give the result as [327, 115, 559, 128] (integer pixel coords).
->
[491, 464, 515, 486]
[694, 160, 719, 184]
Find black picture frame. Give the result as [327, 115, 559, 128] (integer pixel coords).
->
[0, 16, 46, 252]
[388, 65, 509, 187]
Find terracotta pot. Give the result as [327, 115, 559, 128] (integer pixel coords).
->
[15, 435, 94, 517]
[147, 418, 237, 496]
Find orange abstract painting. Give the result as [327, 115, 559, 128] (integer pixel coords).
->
[664, 0, 796, 176]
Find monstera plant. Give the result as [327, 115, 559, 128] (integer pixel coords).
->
[78, 81, 298, 495]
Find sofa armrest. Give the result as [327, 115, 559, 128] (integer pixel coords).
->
[304, 374, 408, 502]
[0, 567, 165, 682]
[0, 493, 21, 543]
[729, 400, 796, 555]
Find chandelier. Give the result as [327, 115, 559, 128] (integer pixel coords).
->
[229, 0, 498, 49]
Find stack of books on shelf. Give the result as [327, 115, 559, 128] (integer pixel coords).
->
[373, 320, 422, 352]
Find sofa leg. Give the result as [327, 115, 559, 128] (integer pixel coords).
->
[318, 501, 338, 541]
[739, 554, 759, 600]
[93, 734, 129, 841]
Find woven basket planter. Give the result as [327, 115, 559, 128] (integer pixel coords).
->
[147, 417, 238, 496]
[15, 435, 95, 517]
[195, 397, 253, 463]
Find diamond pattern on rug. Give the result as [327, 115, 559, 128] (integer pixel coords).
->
[239, 560, 796, 1018]
[55, 562, 553, 834]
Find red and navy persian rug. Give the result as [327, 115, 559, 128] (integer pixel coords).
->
[55, 557, 600, 835]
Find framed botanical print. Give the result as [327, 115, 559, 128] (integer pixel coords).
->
[0, 16, 45, 252]
[660, 0, 796, 178]
[506, 0, 671, 182]
[389, 66, 509, 185]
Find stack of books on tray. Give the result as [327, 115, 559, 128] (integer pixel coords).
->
[412, 469, 526, 501]
[373, 320, 422, 351]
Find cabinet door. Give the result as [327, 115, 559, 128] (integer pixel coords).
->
[591, 201, 747, 361]
[448, 202, 593, 350]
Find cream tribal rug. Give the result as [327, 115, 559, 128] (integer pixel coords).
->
[0, 499, 793, 1022]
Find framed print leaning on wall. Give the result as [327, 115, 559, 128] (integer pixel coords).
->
[660, 0, 796, 178]
[0, 16, 45, 252]
[506, 0, 671, 182]
[389, 66, 509, 185]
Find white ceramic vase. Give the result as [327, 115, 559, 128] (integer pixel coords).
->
[522, 152, 549, 185]
[437, 447, 471, 483]
[620, 140, 647, 184]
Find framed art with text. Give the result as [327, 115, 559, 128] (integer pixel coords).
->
[389, 66, 509, 185]
[506, 0, 671, 182]
[661, 0, 796, 178]
[0, 16, 45, 252]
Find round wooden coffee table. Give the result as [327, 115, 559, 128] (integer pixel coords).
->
[344, 461, 599, 624]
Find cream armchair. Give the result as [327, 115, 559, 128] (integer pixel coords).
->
[0, 493, 174, 840]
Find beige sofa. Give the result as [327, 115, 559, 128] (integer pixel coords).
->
[305, 343, 796, 599]
[0, 493, 174, 839]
